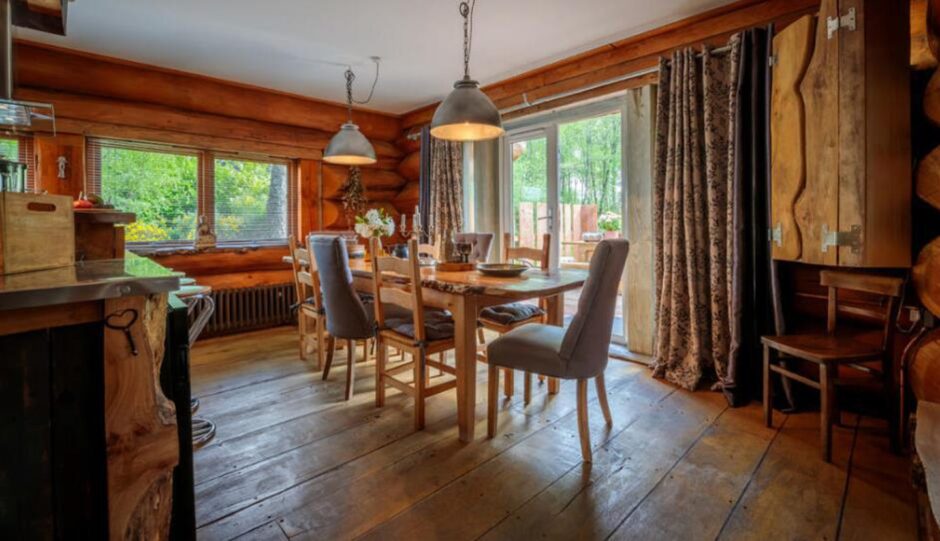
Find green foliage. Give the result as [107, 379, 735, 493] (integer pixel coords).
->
[598, 211, 622, 232]
[100, 147, 198, 243]
[0, 138, 17, 161]
[214, 159, 287, 242]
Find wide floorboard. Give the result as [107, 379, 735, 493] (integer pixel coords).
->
[190, 327, 916, 541]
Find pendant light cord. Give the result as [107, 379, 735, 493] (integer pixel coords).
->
[343, 58, 380, 122]
[460, 0, 475, 79]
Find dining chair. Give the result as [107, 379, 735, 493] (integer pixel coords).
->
[288, 236, 329, 370]
[454, 232, 494, 263]
[370, 237, 458, 430]
[478, 232, 552, 403]
[762, 270, 904, 462]
[310, 235, 381, 400]
[486, 239, 629, 463]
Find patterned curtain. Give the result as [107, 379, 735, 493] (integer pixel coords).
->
[651, 37, 745, 393]
[428, 137, 463, 241]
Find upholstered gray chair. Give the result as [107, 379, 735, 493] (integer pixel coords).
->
[454, 232, 494, 263]
[486, 239, 629, 462]
[309, 235, 377, 401]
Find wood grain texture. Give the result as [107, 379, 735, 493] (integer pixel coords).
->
[770, 14, 815, 261]
[912, 330, 940, 402]
[925, 69, 940, 126]
[796, 0, 839, 266]
[104, 293, 178, 540]
[918, 145, 940, 211]
[33, 133, 84, 197]
[396, 151, 420, 182]
[914, 236, 940, 317]
[187, 327, 916, 541]
[913, 0, 940, 69]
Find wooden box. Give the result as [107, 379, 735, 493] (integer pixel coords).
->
[0, 192, 75, 274]
[74, 209, 135, 261]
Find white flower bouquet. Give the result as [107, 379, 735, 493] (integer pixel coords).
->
[354, 208, 396, 240]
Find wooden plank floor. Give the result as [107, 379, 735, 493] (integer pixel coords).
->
[190, 327, 917, 541]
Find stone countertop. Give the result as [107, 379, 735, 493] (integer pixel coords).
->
[0, 252, 180, 310]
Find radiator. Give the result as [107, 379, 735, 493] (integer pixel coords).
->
[203, 283, 296, 337]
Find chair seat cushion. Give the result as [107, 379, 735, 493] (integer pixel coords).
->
[479, 302, 545, 326]
[761, 333, 883, 363]
[383, 309, 455, 342]
[487, 324, 600, 379]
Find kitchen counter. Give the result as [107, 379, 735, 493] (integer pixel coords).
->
[0, 252, 179, 310]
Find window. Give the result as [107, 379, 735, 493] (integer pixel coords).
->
[213, 157, 289, 242]
[86, 138, 294, 248]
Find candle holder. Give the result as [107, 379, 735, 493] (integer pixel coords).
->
[399, 220, 424, 242]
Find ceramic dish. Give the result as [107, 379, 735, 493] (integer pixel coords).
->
[476, 263, 528, 277]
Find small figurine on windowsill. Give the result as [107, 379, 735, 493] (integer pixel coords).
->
[195, 215, 216, 250]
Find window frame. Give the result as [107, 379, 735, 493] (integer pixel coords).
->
[86, 137, 297, 252]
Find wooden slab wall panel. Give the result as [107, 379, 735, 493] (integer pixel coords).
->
[397, 151, 420, 182]
[298, 159, 321, 238]
[392, 181, 420, 214]
[842, 0, 910, 268]
[14, 42, 401, 142]
[151, 246, 290, 277]
[796, 0, 839, 266]
[918, 145, 940, 210]
[770, 15, 816, 261]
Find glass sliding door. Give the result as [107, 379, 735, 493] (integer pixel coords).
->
[502, 103, 628, 344]
[505, 129, 558, 264]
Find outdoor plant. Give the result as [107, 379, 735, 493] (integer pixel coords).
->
[598, 211, 622, 233]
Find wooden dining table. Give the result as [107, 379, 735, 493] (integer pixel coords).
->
[283, 254, 587, 442]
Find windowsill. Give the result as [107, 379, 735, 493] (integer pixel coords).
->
[129, 241, 288, 257]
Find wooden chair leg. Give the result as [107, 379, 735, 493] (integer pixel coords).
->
[820, 363, 833, 462]
[503, 368, 514, 398]
[298, 314, 307, 360]
[576, 379, 592, 463]
[322, 335, 336, 380]
[548, 377, 560, 394]
[344, 339, 355, 401]
[375, 341, 387, 407]
[595, 373, 612, 426]
[487, 363, 499, 438]
[477, 327, 486, 345]
[524, 371, 532, 405]
[763, 344, 772, 428]
[414, 351, 426, 430]
[361, 340, 369, 363]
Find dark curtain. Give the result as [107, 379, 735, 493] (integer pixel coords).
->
[652, 27, 782, 406]
[418, 126, 432, 243]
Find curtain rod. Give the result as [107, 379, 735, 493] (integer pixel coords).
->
[405, 43, 734, 138]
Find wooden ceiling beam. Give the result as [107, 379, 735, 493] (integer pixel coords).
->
[14, 41, 403, 141]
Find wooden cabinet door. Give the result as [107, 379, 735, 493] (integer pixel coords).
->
[797, 0, 840, 266]
[770, 14, 816, 262]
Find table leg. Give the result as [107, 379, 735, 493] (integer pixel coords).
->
[454, 294, 478, 442]
[545, 293, 564, 394]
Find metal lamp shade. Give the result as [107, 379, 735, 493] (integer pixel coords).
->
[323, 121, 377, 165]
[430, 78, 504, 141]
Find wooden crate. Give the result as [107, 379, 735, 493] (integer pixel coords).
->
[0, 193, 75, 274]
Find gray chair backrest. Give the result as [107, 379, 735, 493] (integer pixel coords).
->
[560, 239, 629, 370]
[454, 232, 494, 263]
[310, 235, 373, 339]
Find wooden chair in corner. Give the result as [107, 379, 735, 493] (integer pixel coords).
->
[288, 236, 331, 371]
[478, 232, 551, 404]
[762, 271, 904, 462]
[371, 238, 457, 429]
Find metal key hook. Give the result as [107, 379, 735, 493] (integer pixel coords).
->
[105, 308, 140, 356]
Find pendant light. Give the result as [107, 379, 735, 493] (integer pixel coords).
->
[430, 0, 504, 141]
[324, 62, 379, 165]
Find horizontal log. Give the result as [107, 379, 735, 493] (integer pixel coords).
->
[395, 135, 421, 154]
[322, 165, 407, 199]
[16, 88, 402, 158]
[397, 151, 420, 182]
[401, 0, 817, 128]
[197, 270, 294, 290]
[321, 200, 400, 230]
[15, 41, 402, 141]
[53, 118, 323, 160]
[150, 246, 290, 276]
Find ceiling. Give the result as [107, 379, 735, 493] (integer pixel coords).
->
[16, 0, 735, 115]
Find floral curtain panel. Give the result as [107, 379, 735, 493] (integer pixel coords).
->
[428, 137, 464, 241]
[651, 35, 747, 395]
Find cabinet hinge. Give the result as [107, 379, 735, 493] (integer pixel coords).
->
[821, 224, 862, 254]
[768, 223, 783, 246]
[827, 7, 856, 39]
[768, 54, 778, 67]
